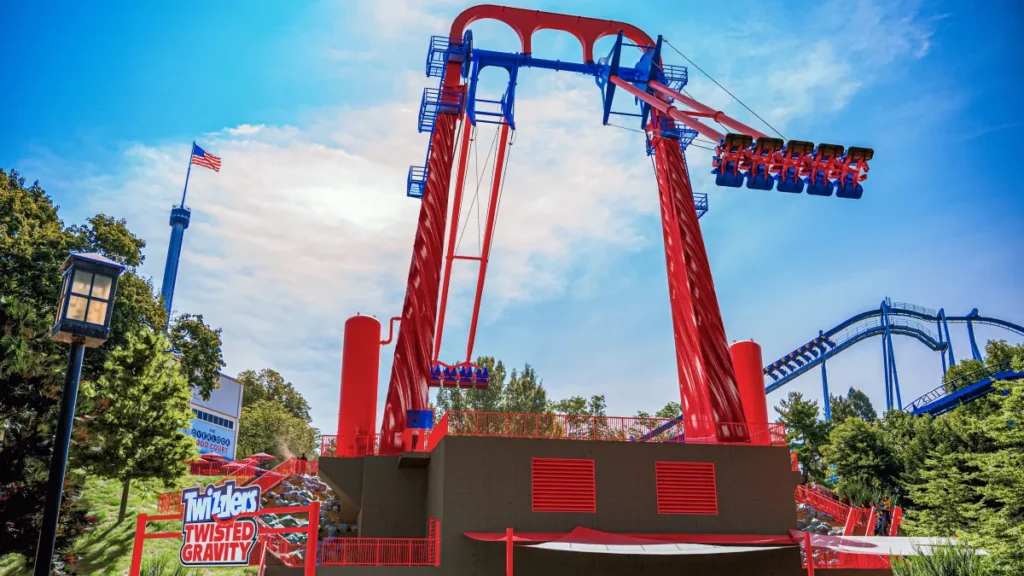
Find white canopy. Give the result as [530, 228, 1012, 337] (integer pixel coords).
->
[526, 542, 790, 556]
[806, 535, 985, 556]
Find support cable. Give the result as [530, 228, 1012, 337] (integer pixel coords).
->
[456, 126, 500, 254]
[487, 128, 516, 263]
[663, 39, 786, 141]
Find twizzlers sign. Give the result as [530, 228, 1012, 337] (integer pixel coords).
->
[179, 480, 262, 567]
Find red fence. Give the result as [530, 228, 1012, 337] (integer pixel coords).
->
[318, 518, 441, 567]
[794, 484, 852, 522]
[430, 411, 787, 447]
[320, 434, 381, 457]
[158, 458, 317, 514]
[189, 460, 226, 476]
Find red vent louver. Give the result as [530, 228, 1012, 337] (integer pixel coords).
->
[531, 458, 596, 513]
[655, 461, 718, 515]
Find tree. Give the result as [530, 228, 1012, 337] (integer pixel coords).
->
[777, 391, 831, 483]
[0, 297, 92, 559]
[823, 417, 901, 502]
[168, 313, 225, 401]
[553, 395, 607, 417]
[848, 388, 878, 422]
[655, 401, 682, 419]
[237, 399, 318, 460]
[79, 328, 197, 522]
[238, 368, 311, 422]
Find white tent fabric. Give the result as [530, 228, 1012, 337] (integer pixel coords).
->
[808, 535, 985, 556]
[525, 542, 791, 556]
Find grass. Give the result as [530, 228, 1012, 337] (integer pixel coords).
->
[0, 475, 256, 576]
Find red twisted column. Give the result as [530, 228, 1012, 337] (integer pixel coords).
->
[380, 112, 460, 454]
[652, 122, 749, 442]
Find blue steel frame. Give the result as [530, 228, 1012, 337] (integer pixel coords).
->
[407, 32, 712, 217]
[763, 298, 1024, 417]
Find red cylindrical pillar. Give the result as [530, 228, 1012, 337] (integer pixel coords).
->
[338, 315, 382, 456]
[730, 340, 770, 445]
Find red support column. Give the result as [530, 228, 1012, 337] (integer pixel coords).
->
[434, 116, 474, 360]
[730, 340, 769, 444]
[338, 315, 382, 456]
[505, 527, 514, 576]
[465, 121, 511, 363]
[651, 119, 748, 442]
[380, 109, 461, 454]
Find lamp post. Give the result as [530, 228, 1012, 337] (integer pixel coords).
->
[33, 253, 125, 576]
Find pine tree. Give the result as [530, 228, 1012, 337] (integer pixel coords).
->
[79, 328, 197, 523]
[777, 392, 831, 483]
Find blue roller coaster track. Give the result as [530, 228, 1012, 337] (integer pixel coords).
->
[762, 298, 1024, 418]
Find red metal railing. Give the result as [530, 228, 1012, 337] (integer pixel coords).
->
[433, 411, 787, 447]
[318, 518, 441, 566]
[320, 434, 382, 457]
[189, 460, 227, 476]
[158, 458, 316, 514]
[794, 484, 852, 522]
[803, 546, 892, 570]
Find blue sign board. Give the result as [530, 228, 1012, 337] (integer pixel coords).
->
[187, 419, 235, 459]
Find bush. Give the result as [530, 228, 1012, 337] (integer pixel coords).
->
[891, 543, 987, 576]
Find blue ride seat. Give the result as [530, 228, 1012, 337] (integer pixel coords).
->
[775, 140, 813, 193]
[746, 137, 783, 191]
[806, 143, 843, 197]
[835, 146, 872, 199]
[713, 133, 752, 188]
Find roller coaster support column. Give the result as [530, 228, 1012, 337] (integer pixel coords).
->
[882, 330, 892, 411]
[967, 311, 983, 362]
[650, 113, 748, 443]
[434, 116, 474, 361]
[821, 360, 831, 421]
[381, 108, 461, 454]
[939, 309, 955, 368]
[465, 122, 511, 363]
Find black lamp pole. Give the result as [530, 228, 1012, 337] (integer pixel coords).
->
[33, 340, 86, 576]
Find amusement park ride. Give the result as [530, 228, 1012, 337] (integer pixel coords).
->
[144, 4, 1016, 575]
[373, 4, 874, 456]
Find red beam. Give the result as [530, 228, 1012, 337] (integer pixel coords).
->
[434, 115, 474, 360]
[609, 76, 724, 142]
[465, 122, 511, 363]
[649, 81, 769, 140]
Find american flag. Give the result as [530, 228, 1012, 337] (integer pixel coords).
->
[190, 144, 222, 172]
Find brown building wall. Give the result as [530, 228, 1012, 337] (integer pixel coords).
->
[312, 436, 887, 575]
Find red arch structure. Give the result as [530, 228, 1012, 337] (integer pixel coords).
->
[377, 5, 871, 453]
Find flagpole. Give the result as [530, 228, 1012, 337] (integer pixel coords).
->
[180, 141, 195, 206]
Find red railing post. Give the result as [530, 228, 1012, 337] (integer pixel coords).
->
[435, 519, 442, 566]
[803, 530, 815, 576]
[505, 527, 514, 576]
[304, 500, 320, 576]
[128, 513, 147, 576]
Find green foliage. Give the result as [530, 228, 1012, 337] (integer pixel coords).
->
[890, 543, 987, 576]
[553, 394, 607, 417]
[824, 417, 901, 501]
[435, 357, 551, 415]
[79, 328, 197, 522]
[237, 399, 317, 461]
[830, 387, 877, 424]
[777, 391, 831, 482]
[168, 314, 224, 401]
[637, 401, 682, 420]
[238, 368, 311, 423]
[0, 297, 92, 560]
[140, 555, 204, 576]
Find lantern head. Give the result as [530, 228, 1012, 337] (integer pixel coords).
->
[51, 252, 126, 348]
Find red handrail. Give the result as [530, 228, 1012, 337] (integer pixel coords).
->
[437, 411, 787, 447]
[318, 518, 441, 566]
[794, 484, 852, 522]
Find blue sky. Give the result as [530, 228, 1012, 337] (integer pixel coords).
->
[3, 0, 1023, 434]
